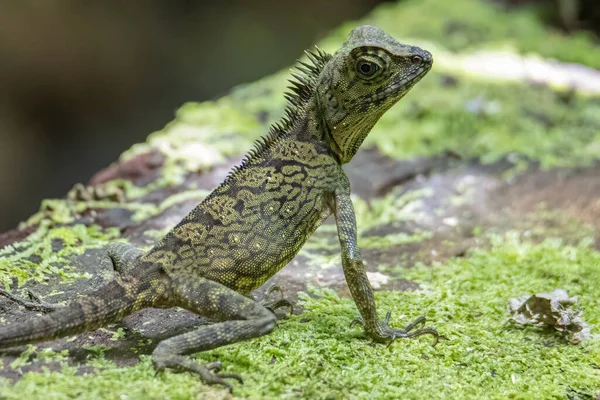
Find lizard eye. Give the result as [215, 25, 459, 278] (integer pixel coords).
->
[356, 60, 380, 78]
[412, 55, 423, 64]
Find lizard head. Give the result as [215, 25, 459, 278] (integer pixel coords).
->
[316, 25, 432, 164]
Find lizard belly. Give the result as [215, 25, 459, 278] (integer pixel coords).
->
[200, 189, 327, 293]
[151, 183, 329, 294]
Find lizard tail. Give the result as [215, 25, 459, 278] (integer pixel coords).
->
[0, 276, 161, 349]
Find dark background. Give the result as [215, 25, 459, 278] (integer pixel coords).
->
[0, 0, 598, 232]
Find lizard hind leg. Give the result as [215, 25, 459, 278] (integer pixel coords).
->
[105, 242, 144, 275]
[152, 278, 276, 393]
[152, 278, 276, 391]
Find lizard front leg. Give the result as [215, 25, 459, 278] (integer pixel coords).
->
[332, 188, 439, 346]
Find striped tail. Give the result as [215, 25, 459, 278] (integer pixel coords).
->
[0, 278, 148, 349]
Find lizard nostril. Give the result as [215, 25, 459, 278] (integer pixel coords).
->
[423, 51, 433, 64]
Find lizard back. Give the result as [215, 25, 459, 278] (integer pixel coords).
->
[144, 118, 341, 293]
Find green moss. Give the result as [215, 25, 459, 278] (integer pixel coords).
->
[0, 222, 120, 287]
[192, 234, 600, 399]
[328, 0, 600, 68]
[359, 231, 432, 249]
[121, 99, 262, 181]
[2, 234, 597, 399]
[25, 200, 80, 227]
[24, 186, 212, 234]
[369, 73, 600, 167]
[0, 357, 230, 400]
[116, 189, 211, 222]
[9, 346, 69, 372]
[522, 204, 597, 244]
[353, 188, 434, 231]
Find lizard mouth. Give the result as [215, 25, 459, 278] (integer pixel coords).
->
[386, 65, 430, 97]
[356, 64, 430, 108]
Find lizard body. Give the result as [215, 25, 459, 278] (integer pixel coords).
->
[0, 25, 436, 391]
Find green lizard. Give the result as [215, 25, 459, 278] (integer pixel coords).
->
[0, 25, 438, 392]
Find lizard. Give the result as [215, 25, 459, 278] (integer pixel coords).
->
[0, 25, 438, 392]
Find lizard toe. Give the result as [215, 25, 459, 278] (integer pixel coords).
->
[261, 284, 294, 317]
[152, 354, 242, 392]
[0, 288, 63, 313]
[216, 372, 243, 384]
[383, 313, 441, 347]
[205, 361, 222, 373]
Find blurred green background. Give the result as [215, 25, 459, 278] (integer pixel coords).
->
[0, 0, 598, 231]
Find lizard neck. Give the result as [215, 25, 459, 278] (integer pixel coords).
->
[304, 97, 343, 165]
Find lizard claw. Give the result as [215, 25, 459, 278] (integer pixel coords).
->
[153, 357, 243, 393]
[205, 361, 222, 373]
[215, 373, 244, 384]
[384, 312, 440, 347]
[0, 288, 62, 313]
[203, 362, 244, 387]
[203, 371, 243, 393]
[262, 284, 294, 316]
[350, 311, 442, 347]
[265, 298, 294, 315]
[265, 285, 284, 299]
[349, 316, 365, 328]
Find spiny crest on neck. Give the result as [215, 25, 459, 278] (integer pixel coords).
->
[208, 47, 331, 197]
[243, 47, 331, 161]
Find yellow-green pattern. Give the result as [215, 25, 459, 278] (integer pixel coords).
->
[0, 25, 436, 393]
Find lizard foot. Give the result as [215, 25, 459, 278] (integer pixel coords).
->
[262, 285, 293, 316]
[154, 357, 243, 393]
[351, 311, 441, 347]
[0, 288, 63, 313]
